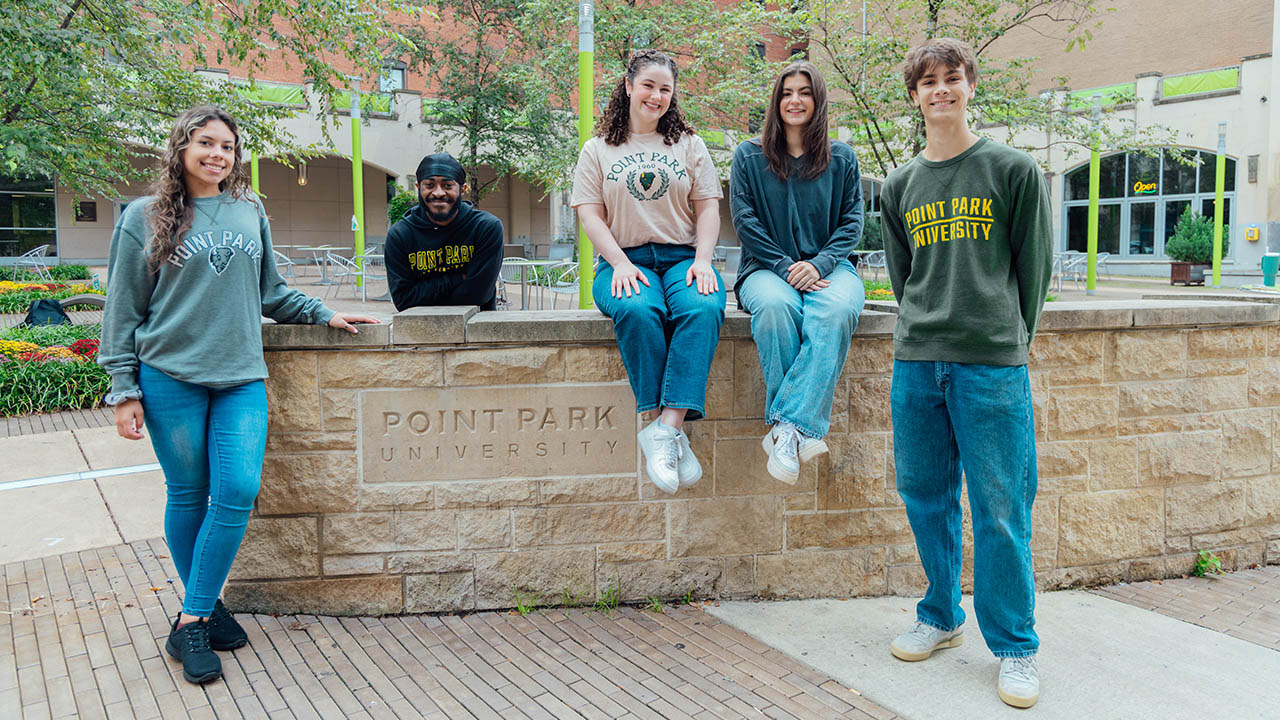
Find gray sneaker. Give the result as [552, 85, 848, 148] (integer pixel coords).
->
[675, 430, 702, 488]
[997, 656, 1039, 708]
[762, 423, 800, 484]
[890, 621, 964, 662]
[638, 419, 681, 494]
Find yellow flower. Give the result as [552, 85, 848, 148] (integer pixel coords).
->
[0, 340, 40, 358]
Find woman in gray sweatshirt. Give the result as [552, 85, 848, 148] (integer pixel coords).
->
[99, 106, 377, 684]
[729, 62, 866, 484]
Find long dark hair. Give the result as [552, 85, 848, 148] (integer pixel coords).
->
[761, 62, 830, 180]
[599, 49, 695, 147]
[147, 105, 252, 270]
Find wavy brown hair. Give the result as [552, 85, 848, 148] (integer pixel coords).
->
[599, 49, 694, 147]
[761, 62, 830, 180]
[147, 106, 252, 270]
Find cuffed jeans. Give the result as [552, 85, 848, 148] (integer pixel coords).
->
[593, 243, 726, 421]
[139, 363, 267, 617]
[890, 359, 1039, 658]
[737, 260, 864, 438]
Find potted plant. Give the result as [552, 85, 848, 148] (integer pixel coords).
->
[1165, 205, 1227, 285]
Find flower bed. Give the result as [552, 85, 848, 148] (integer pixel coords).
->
[0, 323, 108, 416]
[0, 282, 105, 313]
[8, 265, 93, 283]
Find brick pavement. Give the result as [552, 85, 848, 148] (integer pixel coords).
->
[0, 407, 113, 439]
[1092, 565, 1280, 651]
[1, 538, 899, 719]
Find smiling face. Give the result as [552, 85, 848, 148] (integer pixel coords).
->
[909, 61, 975, 127]
[181, 119, 236, 198]
[624, 63, 675, 133]
[778, 72, 815, 129]
[418, 176, 464, 225]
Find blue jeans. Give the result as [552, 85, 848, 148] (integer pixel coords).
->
[737, 260, 864, 438]
[593, 244, 726, 421]
[890, 360, 1039, 658]
[139, 363, 267, 617]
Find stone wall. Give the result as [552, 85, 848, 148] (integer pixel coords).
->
[224, 300, 1280, 615]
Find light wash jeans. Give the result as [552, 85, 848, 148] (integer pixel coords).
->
[593, 244, 726, 421]
[737, 260, 864, 438]
[890, 359, 1039, 658]
[139, 363, 267, 617]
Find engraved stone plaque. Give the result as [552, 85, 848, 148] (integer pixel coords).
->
[361, 385, 637, 482]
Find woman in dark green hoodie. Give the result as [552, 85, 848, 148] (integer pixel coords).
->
[730, 62, 866, 484]
[100, 106, 377, 684]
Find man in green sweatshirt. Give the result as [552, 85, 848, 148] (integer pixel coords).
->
[880, 38, 1051, 709]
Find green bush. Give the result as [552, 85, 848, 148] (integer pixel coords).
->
[1164, 206, 1228, 264]
[0, 355, 110, 416]
[10, 265, 93, 282]
[387, 190, 417, 227]
[859, 216, 883, 251]
[1, 324, 101, 346]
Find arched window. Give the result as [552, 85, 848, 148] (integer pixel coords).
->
[1062, 149, 1235, 259]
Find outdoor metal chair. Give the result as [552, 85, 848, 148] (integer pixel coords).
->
[498, 257, 535, 309]
[324, 252, 364, 300]
[356, 248, 387, 301]
[547, 260, 580, 309]
[862, 250, 886, 282]
[14, 245, 52, 282]
[273, 250, 298, 285]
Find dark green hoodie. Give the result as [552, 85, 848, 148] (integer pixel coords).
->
[880, 138, 1052, 366]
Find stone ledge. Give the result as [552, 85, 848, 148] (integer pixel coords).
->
[1130, 300, 1278, 327]
[262, 320, 392, 350]
[465, 310, 616, 343]
[392, 305, 476, 345]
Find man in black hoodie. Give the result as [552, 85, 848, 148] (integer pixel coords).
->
[385, 153, 504, 311]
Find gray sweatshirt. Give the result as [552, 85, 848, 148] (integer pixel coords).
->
[99, 192, 335, 403]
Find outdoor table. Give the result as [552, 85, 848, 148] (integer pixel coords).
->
[298, 245, 342, 285]
[512, 258, 562, 310]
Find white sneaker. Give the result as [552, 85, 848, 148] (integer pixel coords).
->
[889, 621, 964, 662]
[997, 656, 1039, 708]
[761, 424, 800, 484]
[675, 430, 702, 488]
[796, 434, 829, 463]
[637, 419, 681, 495]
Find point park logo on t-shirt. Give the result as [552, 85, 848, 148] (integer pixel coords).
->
[625, 167, 670, 202]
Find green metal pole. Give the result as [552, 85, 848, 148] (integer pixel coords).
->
[1086, 94, 1101, 295]
[250, 152, 260, 195]
[1212, 122, 1226, 287]
[351, 78, 366, 287]
[577, 0, 595, 309]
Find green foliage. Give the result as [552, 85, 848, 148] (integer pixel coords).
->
[387, 190, 417, 228]
[512, 586, 542, 616]
[787, 0, 1178, 176]
[644, 595, 665, 613]
[859, 216, 883, 251]
[0, 355, 109, 416]
[1192, 550, 1224, 577]
[10, 265, 92, 282]
[561, 586, 589, 608]
[1164, 205, 1228, 264]
[1, 0, 419, 198]
[1, 324, 101, 347]
[681, 585, 696, 606]
[0, 287, 104, 314]
[594, 573, 621, 614]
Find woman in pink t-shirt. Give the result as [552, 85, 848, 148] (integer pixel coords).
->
[571, 49, 726, 496]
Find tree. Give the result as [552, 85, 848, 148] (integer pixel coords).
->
[787, 0, 1179, 177]
[402, 0, 786, 202]
[1, 0, 417, 198]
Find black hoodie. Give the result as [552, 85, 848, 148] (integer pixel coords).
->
[384, 200, 504, 311]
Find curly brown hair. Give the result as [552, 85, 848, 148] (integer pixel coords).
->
[147, 106, 253, 270]
[599, 49, 695, 147]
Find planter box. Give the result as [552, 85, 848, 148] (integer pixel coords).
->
[1170, 261, 1209, 285]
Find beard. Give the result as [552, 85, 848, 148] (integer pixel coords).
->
[422, 194, 460, 224]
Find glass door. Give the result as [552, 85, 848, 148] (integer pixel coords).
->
[1128, 202, 1156, 256]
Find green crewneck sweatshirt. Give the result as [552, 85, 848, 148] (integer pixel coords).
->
[880, 138, 1052, 365]
[99, 193, 336, 403]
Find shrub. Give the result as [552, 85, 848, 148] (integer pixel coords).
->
[0, 355, 110, 416]
[1, 323, 101, 347]
[387, 190, 417, 227]
[8, 265, 93, 282]
[0, 284, 104, 313]
[1164, 206, 1228, 264]
[859, 216, 883, 251]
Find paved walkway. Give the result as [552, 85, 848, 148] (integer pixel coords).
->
[1, 539, 897, 720]
[0, 408, 113, 439]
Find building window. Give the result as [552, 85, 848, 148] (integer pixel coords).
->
[380, 62, 406, 93]
[0, 174, 57, 259]
[1061, 149, 1236, 259]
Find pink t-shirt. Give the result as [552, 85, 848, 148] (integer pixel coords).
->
[570, 131, 722, 248]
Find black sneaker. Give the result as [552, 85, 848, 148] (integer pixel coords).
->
[165, 616, 222, 684]
[208, 599, 248, 651]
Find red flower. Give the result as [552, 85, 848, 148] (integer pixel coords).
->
[70, 338, 100, 357]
